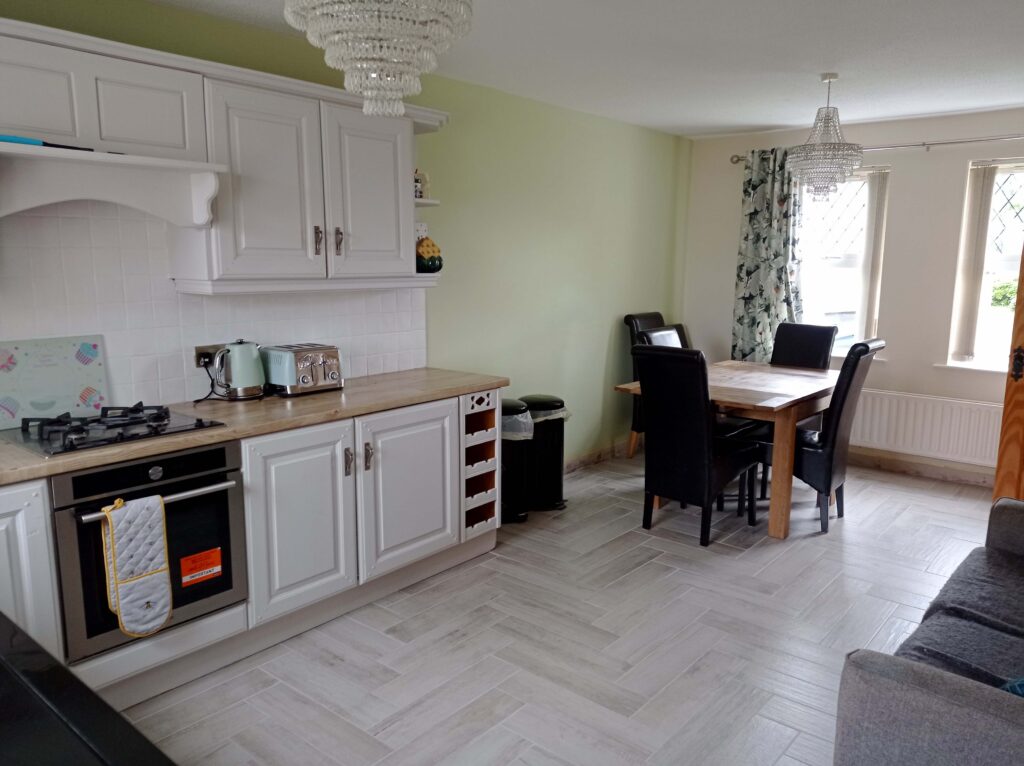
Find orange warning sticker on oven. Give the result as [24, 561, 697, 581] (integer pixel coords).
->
[181, 548, 222, 587]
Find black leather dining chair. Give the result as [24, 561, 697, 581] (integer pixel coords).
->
[623, 312, 683, 458]
[771, 322, 839, 369]
[755, 322, 839, 498]
[637, 325, 691, 348]
[633, 345, 761, 545]
[735, 339, 886, 533]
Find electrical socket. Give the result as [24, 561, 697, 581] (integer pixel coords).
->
[194, 344, 225, 368]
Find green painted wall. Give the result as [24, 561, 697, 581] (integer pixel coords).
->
[1, 0, 689, 461]
[415, 78, 682, 459]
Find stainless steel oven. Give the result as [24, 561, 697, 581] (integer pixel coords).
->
[51, 442, 247, 664]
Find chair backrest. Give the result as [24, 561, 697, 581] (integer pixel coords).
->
[770, 323, 838, 370]
[632, 345, 716, 503]
[820, 338, 886, 478]
[637, 324, 690, 349]
[623, 312, 666, 347]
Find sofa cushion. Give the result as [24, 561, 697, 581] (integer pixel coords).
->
[924, 547, 1024, 635]
[895, 610, 1024, 687]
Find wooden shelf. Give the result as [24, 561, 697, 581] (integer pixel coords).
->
[173, 274, 440, 295]
[0, 143, 227, 227]
[414, 198, 441, 208]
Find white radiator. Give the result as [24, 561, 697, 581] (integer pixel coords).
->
[850, 389, 1003, 467]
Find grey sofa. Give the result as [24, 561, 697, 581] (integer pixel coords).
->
[835, 497, 1024, 765]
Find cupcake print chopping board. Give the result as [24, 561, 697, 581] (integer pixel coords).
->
[0, 335, 109, 430]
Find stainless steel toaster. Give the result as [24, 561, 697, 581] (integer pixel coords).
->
[260, 343, 343, 396]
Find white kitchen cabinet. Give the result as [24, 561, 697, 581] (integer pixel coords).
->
[0, 36, 206, 160]
[172, 83, 425, 291]
[322, 103, 415, 277]
[206, 80, 326, 279]
[242, 421, 358, 625]
[356, 399, 460, 581]
[0, 481, 62, 657]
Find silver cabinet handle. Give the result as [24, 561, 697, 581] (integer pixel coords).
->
[364, 442, 374, 471]
[314, 225, 324, 254]
[344, 447, 354, 476]
[335, 227, 344, 255]
[78, 480, 238, 524]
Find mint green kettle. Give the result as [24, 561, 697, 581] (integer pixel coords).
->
[213, 339, 265, 400]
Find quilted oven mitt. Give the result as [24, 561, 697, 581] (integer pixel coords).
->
[101, 496, 173, 637]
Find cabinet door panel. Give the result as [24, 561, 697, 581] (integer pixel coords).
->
[323, 103, 414, 277]
[0, 36, 205, 160]
[88, 55, 204, 159]
[243, 421, 357, 625]
[0, 37, 86, 141]
[0, 482, 62, 657]
[207, 81, 326, 278]
[357, 399, 459, 581]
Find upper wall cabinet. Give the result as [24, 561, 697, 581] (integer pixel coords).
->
[170, 79, 422, 291]
[206, 81, 326, 278]
[0, 37, 206, 161]
[322, 104, 414, 277]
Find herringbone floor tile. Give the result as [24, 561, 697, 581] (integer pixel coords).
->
[129, 459, 991, 765]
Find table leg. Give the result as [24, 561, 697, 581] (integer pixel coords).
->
[627, 431, 640, 458]
[768, 407, 798, 539]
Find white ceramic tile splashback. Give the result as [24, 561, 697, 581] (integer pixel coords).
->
[0, 202, 427, 405]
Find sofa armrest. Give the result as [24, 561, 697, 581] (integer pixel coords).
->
[986, 497, 1024, 556]
[835, 650, 1024, 766]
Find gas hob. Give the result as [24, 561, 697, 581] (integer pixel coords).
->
[2, 402, 223, 456]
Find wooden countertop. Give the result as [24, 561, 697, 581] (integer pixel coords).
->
[0, 368, 508, 487]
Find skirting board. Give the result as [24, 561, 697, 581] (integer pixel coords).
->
[96, 531, 496, 710]
[566, 437, 632, 474]
[849, 446, 995, 488]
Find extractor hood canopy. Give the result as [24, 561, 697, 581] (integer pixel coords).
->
[0, 143, 226, 227]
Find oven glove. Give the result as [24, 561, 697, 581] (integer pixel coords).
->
[100, 496, 173, 638]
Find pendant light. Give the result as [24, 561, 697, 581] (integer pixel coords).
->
[284, 0, 473, 117]
[788, 73, 863, 200]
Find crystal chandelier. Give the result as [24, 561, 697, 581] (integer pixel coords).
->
[788, 73, 863, 200]
[284, 0, 473, 117]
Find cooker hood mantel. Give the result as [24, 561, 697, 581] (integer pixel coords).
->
[0, 143, 227, 227]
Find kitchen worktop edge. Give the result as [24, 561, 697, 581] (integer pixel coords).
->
[0, 367, 509, 487]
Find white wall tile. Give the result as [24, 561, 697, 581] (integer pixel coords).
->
[0, 204, 427, 404]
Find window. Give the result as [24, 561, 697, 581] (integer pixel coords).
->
[794, 170, 890, 351]
[950, 163, 1024, 367]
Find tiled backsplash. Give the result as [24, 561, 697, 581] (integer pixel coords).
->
[0, 202, 427, 405]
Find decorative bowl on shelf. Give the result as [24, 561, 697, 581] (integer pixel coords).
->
[415, 235, 443, 273]
[416, 255, 443, 273]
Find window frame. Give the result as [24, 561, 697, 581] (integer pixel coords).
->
[795, 167, 891, 349]
[949, 160, 1024, 365]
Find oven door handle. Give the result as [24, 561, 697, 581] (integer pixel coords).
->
[77, 480, 238, 524]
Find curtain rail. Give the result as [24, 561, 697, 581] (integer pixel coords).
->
[729, 133, 1024, 165]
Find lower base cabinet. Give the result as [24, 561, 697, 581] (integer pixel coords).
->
[241, 397, 463, 619]
[242, 421, 358, 625]
[356, 398, 460, 581]
[0, 480, 62, 657]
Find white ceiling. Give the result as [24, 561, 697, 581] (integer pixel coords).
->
[153, 0, 1024, 135]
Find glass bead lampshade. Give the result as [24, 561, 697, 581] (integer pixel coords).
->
[788, 76, 863, 200]
[285, 0, 473, 117]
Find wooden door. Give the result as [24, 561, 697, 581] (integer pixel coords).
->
[321, 102, 415, 277]
[0, 481, 62, 657]
[993, 246, 1024, 499]
[0, 36, 205, 160]
[356, 399, 460, 582]
[242, 421, 358, 625]
[206, 80, 326, 278]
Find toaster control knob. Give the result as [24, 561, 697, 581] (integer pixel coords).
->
[300, 374, 312, 385]
[328, 370, 340, 381]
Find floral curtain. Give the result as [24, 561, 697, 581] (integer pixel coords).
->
[731, 148, 803, 361]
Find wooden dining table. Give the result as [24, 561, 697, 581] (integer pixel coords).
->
[615, 360, 840, 540]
